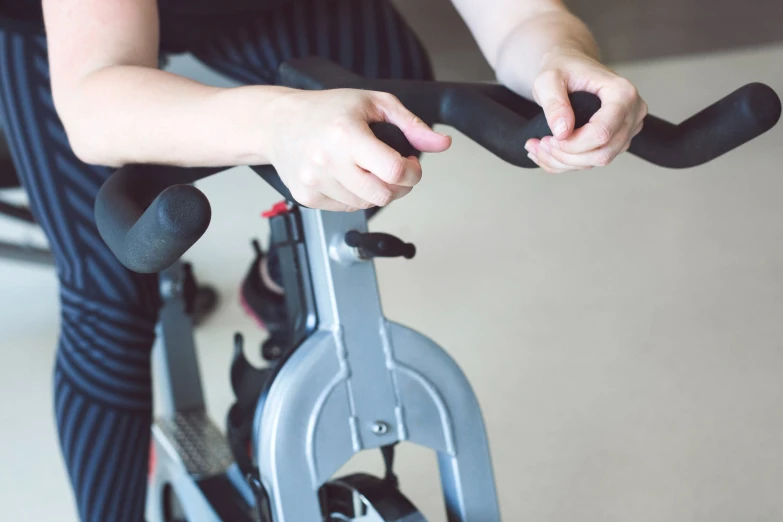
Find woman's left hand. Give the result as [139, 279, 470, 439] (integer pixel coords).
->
[524, 48, 648, 173]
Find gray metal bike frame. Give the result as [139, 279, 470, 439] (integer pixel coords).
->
[254, 208, 501, 522]
[147, 263, 243, 522]
[148, 209, 502, 522]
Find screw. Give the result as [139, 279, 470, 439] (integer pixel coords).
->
[371, 421, 390, 436]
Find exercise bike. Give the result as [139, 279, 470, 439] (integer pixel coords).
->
[93, 57, 781, 522]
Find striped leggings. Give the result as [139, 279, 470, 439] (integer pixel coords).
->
[0, 1, 431, 520]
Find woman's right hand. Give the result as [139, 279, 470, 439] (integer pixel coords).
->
[267, 88, 452, 211]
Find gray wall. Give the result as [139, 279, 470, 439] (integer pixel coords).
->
[394, 0, 783, 80]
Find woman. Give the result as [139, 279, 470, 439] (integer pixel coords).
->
[0, 0, 647, 520]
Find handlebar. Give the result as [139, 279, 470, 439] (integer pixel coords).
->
[95, 57, 781, 273]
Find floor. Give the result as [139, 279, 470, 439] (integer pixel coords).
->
[1, 19, 782, 522]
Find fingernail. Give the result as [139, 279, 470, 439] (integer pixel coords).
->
[525, 142, 534, 154]
[553, 118, 568, 137]
[550, 139, 560, 150]
[527, 152, 538, 164]
[437, 132, 451, 138]
[540, 140, 551, 154]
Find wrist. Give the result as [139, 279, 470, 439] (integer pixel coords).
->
[211, 85, 297, 166]
[539, 44, 600, 72]
[494, 10, 599, 97]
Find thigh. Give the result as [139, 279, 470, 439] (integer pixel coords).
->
[190, 0, 434, 86]
[0, 29, 160, 315]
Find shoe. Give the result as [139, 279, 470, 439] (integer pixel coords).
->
[240, 239, 287, 336]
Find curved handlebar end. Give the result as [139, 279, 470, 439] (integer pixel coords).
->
[630, 82, 781, 169]
[127, 184, 211, 273]
[95, 175, 212, 274]
[153, 184, 212, 242]
[743, 82, 782, 130]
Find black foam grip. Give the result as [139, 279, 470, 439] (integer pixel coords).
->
[95, 164, 221, 273]
[439, 89, 601, 167]
[629, 83, 781, 168]
[94, 58, 781, 274]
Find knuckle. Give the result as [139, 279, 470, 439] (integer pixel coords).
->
[594, 148, 614, 167]
[387, 156, 408, 184]
[592, 122, 612, 146]
[358, 95, 378, 116]
[331, 117, 354, 140]
[633, 121, 644, 136]
[374, 91, 399, 106]
[292, 188, 320, 208]
[409, 164, 423, 185]
[614, 77, 638, 99]
[298, 167, 320, 189]
[396, 186, 413, 198]
[373, 187, 394, 207]
[306, 148, 329, 168]
[639, 100, 649, 118]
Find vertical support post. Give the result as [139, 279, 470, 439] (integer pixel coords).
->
[154, 261, 206, 416]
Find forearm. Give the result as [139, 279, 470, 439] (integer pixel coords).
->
[59, 65, 292, 168]
[493, 9, 599, 98]
[451, 0, 599, 97]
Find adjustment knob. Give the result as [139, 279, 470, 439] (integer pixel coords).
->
[344, 231, 416, 259]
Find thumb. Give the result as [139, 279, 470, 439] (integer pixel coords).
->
[533, 70, 575, 140]
[372, 92, 452, 153]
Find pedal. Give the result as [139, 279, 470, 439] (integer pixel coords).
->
[153, 410, 233, 479]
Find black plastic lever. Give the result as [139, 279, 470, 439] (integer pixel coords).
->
[345, 231, 416, 259]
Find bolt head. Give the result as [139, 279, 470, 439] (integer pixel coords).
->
[371, 421, 390, 435]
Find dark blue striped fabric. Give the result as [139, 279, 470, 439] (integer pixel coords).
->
[0, 0, 431, 520]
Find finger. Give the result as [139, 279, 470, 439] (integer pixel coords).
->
[288, 186, 353, 211]
[371, 92, 452, 153]
[529, 139, 578, 173]
[555, 103, 628, 154]
[532, 69, 576, 140]
[526, 139, 564, 173]
[546, 132, 631, 168]
[631, 120, 644, 138]
[288, 168, 379, 211]
[335, 163, 412, 208]
[352, 125, 423, 187]
[316, 175, 379, 211]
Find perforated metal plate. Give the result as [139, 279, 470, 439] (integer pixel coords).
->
[154, 410, 234, 478]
